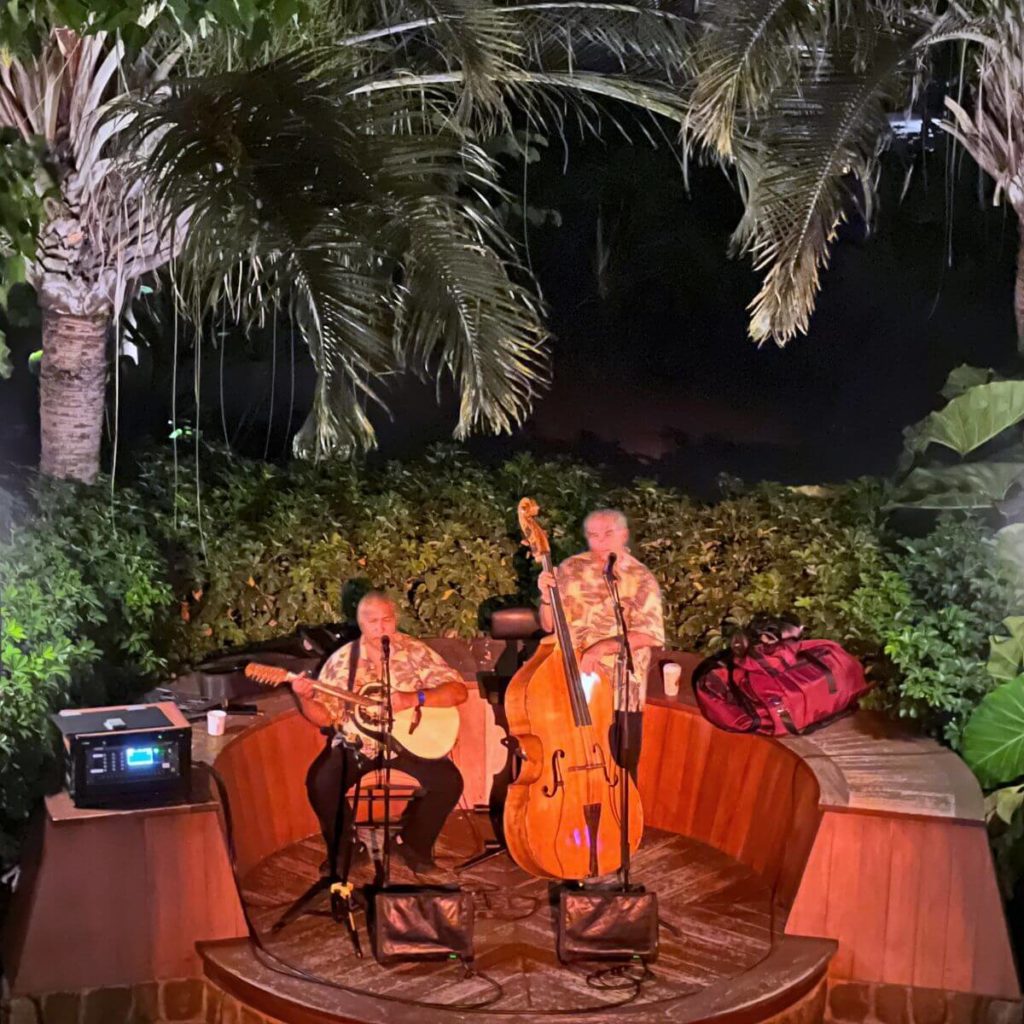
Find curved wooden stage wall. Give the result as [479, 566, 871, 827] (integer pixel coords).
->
[211, 703, 323, 878]
[641, 653, 1020, 1001]
[638, 696, 823, 915]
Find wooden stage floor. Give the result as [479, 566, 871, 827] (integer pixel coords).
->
[221, 812, 799, 1021]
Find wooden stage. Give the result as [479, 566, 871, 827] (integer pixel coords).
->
[202, 816, 832, 1023]
[3, 645, 1021, 1024]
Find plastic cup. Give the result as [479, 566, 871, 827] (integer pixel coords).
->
[662, 662, 682, 698]
[207, 709, 227, 736]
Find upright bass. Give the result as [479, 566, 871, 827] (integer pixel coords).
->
[503, 498, 644, 880]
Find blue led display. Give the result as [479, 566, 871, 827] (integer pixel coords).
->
[126, 747, 156, 768]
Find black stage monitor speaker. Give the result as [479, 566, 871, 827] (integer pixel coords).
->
[370, 885, 474, 966]
[557, 887, 659, 963]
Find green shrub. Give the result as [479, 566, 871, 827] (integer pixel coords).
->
[0, 480, 174, 860]
[2, 443, 1018, 863]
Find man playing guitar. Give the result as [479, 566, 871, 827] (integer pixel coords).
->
[292, 592, 468, 874]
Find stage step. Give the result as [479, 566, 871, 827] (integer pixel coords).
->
[199, 932, 835, 1024]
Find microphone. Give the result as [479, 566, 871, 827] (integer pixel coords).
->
[603, 552, 617, 579]
[381, 634, 391, 659]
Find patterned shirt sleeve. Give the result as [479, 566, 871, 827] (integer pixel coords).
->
[630, 569, 665, 646]
[406, 640, 464, 690]
[318, 644, 350, 687]
[314, 643, 352, 721]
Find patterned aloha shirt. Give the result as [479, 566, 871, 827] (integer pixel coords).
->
[316, 632, 462, 759]
[555, 550, 665, 711]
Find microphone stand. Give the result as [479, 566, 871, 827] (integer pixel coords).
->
[604, 555, 636, 892]
[380, 635, 393, 886]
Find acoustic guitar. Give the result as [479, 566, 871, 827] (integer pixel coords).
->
[244, 662, 460, 761]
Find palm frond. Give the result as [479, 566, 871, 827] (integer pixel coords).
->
[308, 0, 691, 133]
[938, 2, 1024, 212]
[686, 0, 823, 160]
[513, 2, 691, 79]
[395, 194, 548, 439]
[733, 29, 923, 345]
[127, 50, 549, 457]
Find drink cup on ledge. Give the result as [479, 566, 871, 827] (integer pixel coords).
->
[662, 662, 682, 698]
[207, 709, 227, 736]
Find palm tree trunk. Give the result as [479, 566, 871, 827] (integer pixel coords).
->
[38, 309, 110, 483]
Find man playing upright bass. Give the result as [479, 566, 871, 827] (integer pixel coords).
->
[537, 509, 665, 773]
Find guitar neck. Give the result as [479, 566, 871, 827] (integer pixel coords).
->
[281, 672, 379, 709]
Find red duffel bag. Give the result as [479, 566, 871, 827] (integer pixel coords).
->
[692, 634, 871, 736]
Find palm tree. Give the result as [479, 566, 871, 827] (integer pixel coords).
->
[682, 1, 1024, 351]
[0, 30, 184, 480]
[0, 3, 690, 483]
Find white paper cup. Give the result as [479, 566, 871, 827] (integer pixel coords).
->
[207, 709, 227, 736]
[662, 662, 682, 698]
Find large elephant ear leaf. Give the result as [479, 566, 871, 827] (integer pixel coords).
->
[941, 364, 997, 401]
[962, 677, 1024, 789]
[903, 381, 1024, 461]
[888, 463, 1024, 510]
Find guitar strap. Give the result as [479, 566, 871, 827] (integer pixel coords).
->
[347, 639, 361, 692]
[327, 640, 362, 748]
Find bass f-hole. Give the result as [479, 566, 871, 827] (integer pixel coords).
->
[542, 749, 566, 798]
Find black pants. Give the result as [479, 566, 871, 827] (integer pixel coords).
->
[306, 738, 464, 867]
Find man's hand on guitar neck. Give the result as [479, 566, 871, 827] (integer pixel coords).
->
[292, 674, 317, 701]
[290, 673, 335, 728]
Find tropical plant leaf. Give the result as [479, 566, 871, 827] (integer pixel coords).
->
[130, 50, 550, 458]
[395, 195, 547, 439]
[937, 3, 1024, 219]
[941, 363, 997, 401]
[903, 381, 1024, 458]
[686, 0, 823, 160]
[989, 637, 1023, 682]
[963, 676, 1024, 788]
[889, 463, 1024, 510]
[986, 783, 1024, 826]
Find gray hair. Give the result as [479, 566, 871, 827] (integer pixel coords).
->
[356, 591, 396, 617]
[583, 508, 628, 532]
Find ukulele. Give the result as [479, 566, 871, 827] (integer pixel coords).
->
[244, 662, 460, 761]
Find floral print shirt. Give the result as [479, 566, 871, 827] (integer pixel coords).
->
[554, 550, 665, 710]
[316, 632, 462, 758]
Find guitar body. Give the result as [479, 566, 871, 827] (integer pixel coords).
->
[503, 644, 643, 881]
[352, 683, 460, 761]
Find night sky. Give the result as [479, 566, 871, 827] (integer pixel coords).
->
[0, 130, 1018, 494]
[374, 133, 1020, 492]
